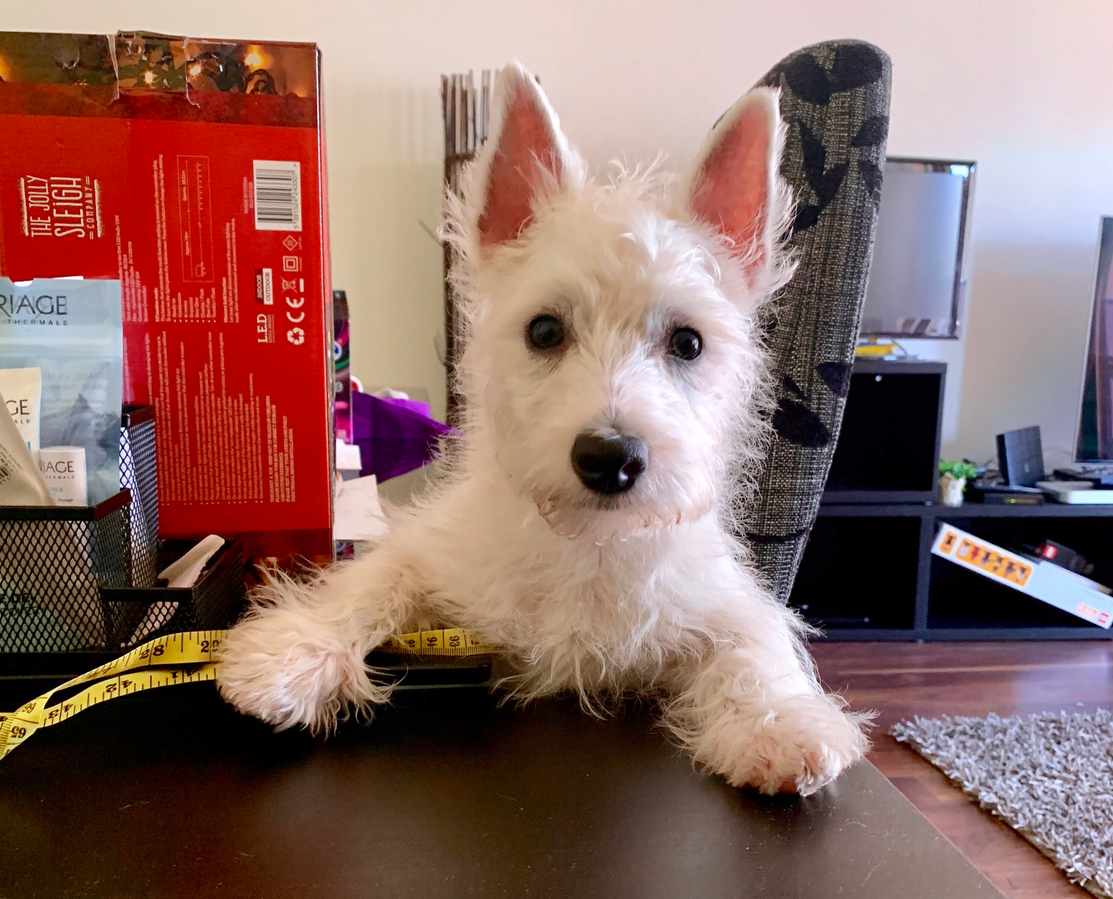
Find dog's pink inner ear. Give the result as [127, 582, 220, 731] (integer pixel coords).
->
[477, 85, 563, 248]
[690, 99, 774, 278]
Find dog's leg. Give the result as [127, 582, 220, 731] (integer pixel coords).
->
[662, 595, 872, 796]
[217, 541, 426, 734]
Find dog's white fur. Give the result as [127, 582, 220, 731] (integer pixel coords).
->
[218, 63, 871, 795]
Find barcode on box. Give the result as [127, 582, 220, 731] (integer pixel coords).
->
[253, 160, 302, 231]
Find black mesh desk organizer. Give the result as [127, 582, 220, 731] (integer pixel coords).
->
[0, 406, 245, 686]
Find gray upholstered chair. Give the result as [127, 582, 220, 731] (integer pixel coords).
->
[745, 41, 893, 602]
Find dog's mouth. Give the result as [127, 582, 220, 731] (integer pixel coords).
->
[531, 486, 713, 541]
[536, 485, 635, 517]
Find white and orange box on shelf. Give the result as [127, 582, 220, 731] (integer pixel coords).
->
[932, 523, 1113, 628]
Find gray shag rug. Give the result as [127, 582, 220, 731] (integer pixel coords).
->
[891, 710, 1113, 899]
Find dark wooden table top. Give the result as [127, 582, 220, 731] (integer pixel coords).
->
[0, 683, 1001, 899]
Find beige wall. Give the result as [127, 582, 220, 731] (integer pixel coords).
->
[7, 0, 1113, 465]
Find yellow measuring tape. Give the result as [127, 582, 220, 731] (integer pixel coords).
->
[0, 627, 496, 761]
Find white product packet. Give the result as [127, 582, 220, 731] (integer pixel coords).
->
[0, 367, 41, 455]
[0, 388, 52, 506]
[38, 446, 87, 505]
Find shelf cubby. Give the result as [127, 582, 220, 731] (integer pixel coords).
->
[790, 502, 1113, 640]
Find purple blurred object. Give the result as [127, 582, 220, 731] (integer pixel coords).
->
[350, 391, 454, 482]
[377, 395, 431, 419]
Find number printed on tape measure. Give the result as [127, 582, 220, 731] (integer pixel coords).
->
[381, 628, 496, 657]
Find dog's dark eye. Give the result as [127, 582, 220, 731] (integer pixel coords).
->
[668, 327, 702, 361]
[527, 314, 565, 351]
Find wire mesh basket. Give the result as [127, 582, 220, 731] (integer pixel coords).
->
[0, 540, 245, 696]
[0, 407, 161, 654]
[0, 406, 248, 695]
[121, 405, 158, 589]
[0, 492, 138, 652]
[99, 539, 245, 650]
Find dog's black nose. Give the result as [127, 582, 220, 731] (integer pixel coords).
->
[571, 433, 648, 495]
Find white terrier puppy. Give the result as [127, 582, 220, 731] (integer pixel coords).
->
[218, 63, 870, 795]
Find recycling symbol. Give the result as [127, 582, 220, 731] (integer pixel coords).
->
[287, 327, 305, 346]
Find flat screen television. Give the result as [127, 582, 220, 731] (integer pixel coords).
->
[1075, 216, 1113, 465]
[860, 158, 977, 339]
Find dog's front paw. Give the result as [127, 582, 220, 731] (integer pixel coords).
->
[711, 696, 872, 796]
[217, 604, 389, 734]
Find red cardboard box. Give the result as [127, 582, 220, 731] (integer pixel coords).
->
[0, 32, 333, 561]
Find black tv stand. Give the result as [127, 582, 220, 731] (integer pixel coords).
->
[790, 500, 1113, 640]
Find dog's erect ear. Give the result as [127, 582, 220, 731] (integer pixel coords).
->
[472, 63, 572, 249]
[686, 88, 787, 285]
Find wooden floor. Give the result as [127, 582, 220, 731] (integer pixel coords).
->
[812, 640, 1113, 899]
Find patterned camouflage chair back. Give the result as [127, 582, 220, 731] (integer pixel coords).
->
[744, 41, 892, 601]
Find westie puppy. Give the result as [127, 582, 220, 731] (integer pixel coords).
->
[219, 63, 870, 795]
